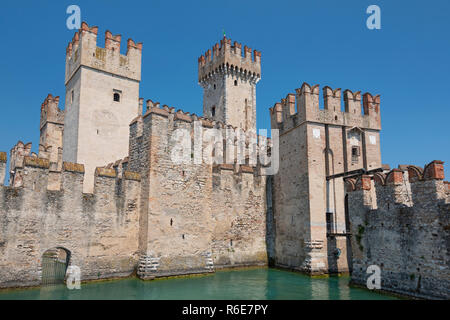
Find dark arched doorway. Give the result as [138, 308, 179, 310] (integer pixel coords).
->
[41, 247, 71, 286]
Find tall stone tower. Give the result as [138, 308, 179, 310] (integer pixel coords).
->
[63, 22, 143, 192]
[198, 37, 261, 131]
[269, 83, 382, 275]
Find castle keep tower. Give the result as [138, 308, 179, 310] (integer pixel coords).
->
[63, 22, 142, 192]
[269, 83, 382, 275]
[198, 37, 261, 131]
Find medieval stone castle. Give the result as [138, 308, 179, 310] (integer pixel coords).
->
[0, 22, 448, 299]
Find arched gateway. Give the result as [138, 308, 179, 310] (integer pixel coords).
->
[41, 247, 71, 286]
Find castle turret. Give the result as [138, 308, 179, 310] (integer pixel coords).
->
[63, 22, 143, 192]
[9, 141, 32, 187]
[268, 81, 382, 275]
[198, 37, 261, 132]
[39, 94, 64, 168]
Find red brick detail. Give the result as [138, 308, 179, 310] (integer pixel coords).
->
[361, 175, 371, 190]
[407, 165, 423, 183]
[423, 160, 445, 180]
[386, 169, 403, 185]
[373, 173, 386, 186]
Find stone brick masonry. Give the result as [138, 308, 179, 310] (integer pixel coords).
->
[128, 104, 268, 279]
[346, 161, 450, 299]
[0, 21, 447, 300]
[0, 158, 141, 288]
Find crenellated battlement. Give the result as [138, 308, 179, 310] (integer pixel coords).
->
[9, 141, 33, 187]
[198, 37, 261, 83]
[346, 160, 449, 299]
[126, 96, 268, 278]
[269, 82, 381, 133]
[39, 94, 64, 168]
[0, 152, 141, 287]
[4, 23, 272, 288]
[346, 160, 448, 209]
[0, 149, 140, 196]
[3, 21, 448, 293]
[130, 100, 269, 174]
[65, 21, 142, 84]
[137, 98, 264, 133]
[40, 94, 64, 130]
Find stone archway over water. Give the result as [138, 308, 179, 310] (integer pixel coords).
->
[41, 247, 71, 286]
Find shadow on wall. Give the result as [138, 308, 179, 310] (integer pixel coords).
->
[326, 194, 353, 274]
[266, 176, 276, 266]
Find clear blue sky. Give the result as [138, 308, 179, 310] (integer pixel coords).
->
[0, 0, 449, 178]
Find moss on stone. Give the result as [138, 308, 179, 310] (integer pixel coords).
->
[23, 156, 50, 169]
[95, 167, 116, 178]
[123, 171, 141, 181]
[356, 225, 365, 252]
[63, 162, 85, 173]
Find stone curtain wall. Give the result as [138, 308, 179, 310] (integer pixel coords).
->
[0, 156, 141, 289]
[346, 161, 450, 299]
[129, 102, 268, 279]
[211, 165, 267, 269]
[0, 103, 269, 289]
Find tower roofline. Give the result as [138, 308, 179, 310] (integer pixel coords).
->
[198, 36, 261, 82]
[65, 21, 143, 84]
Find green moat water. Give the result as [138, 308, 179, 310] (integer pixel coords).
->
[0, 268, 397, 300]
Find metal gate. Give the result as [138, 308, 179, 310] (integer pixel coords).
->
[41, 248, 70, 286]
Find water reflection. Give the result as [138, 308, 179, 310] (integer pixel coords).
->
[0, 268, 396, 300]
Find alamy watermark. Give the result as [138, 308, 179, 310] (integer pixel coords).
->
[66, 265, 81, 290]
[366, 265, 381, 290]
[169, 121, 279, 175]
[66, 5, 81, 30]
[366, 5, 381, 30]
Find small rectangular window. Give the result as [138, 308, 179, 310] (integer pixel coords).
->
[113, 89, 122, 103]
[351, 146, 360, 162]
[326, 212, 334, 234]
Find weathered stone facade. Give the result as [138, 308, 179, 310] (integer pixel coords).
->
[0, 105, 268, 288]
[128, 104, 268, 279]
[0, 159, 141, 288]
[0, 21, 447, 300]
[0, 23, 268, 288]
[346, 161, 450, 299]
[268, 84, 382, 275]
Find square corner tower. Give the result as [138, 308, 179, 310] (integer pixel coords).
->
[63, 22, 143, 193]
